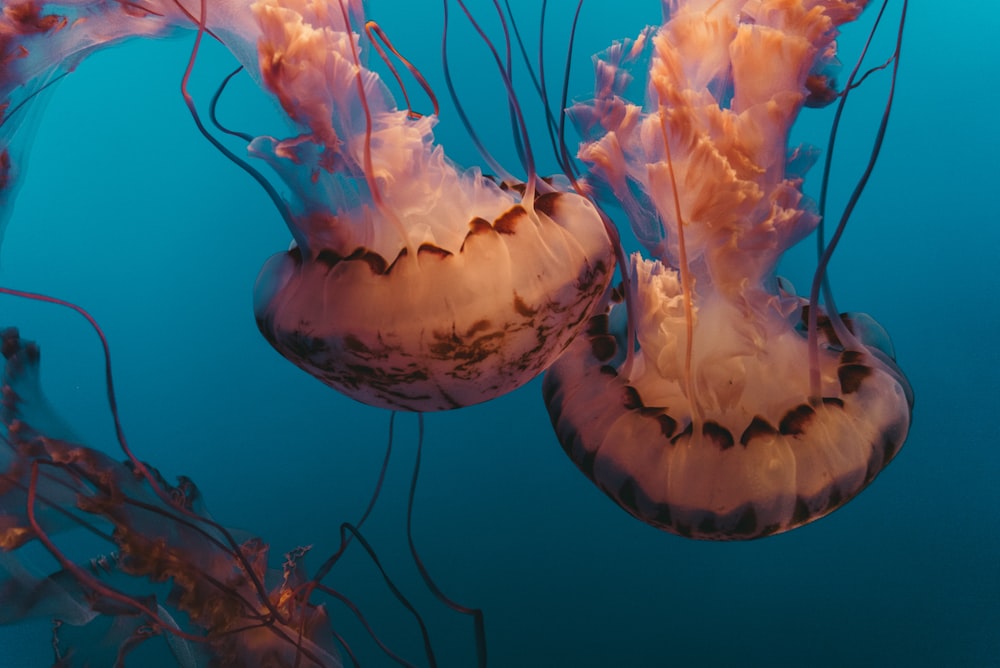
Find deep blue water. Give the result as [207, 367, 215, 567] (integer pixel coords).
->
[1, 1, 997, 666]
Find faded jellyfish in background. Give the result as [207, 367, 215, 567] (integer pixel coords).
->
[248, 0, 615, 411]
[544, 0, 913, 540]
[0, 327, 345, 666]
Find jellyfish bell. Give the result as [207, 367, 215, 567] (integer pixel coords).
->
[543, 0, 912, 539]
[247, 0, 615, 411]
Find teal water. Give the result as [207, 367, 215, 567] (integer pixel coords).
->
[0, 1, 996, 666]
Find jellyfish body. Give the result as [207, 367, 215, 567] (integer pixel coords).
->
[544, 0, 912, 539]
[0, 0, 615, 413]
[248, 0, 614, 410]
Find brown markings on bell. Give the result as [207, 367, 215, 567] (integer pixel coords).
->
[416, 243, 452, 260]
[586, 313, 610, 336]
[740, 416, 778, 446]
[622, 385, 643, 410]
[825, 485, 844, 512]
[702, 421, 735, 450]
[575, 260, 610, 300]
[617, 478, 640, 513]
[533, 191, 561, 218]
[671, 422, 693, 445]
[656, 414, 678, 439]
[345, 247, 390, 274]
[840, 350, 865, 365]
[460, 217, 495, 252]
[590, 335, 617, 362]
[733, 504, 759, 536]
[652, 502, 674, 528]
[697, 514, 718, 536]
[779, 403, 815, 436]
[838, 363, 871, 394]
[792, 496, 812, 525]
[882, 433, 900, 463]
[494, 205, 528, 234]
[513, 293, 537, 317]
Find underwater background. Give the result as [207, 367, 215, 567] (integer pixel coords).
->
[0, 1, 996, 666]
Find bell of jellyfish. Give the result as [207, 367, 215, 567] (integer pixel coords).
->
[544, 0, 913, 539]
[247, 0, 615, 411]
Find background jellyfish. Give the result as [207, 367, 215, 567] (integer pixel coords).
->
[543, 0, 913, 539]
[0, 317, 481, 667]
[0, 326, 342, 666]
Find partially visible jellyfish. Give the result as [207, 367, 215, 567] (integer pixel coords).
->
[0, 326, 346, 665]
[246, 0, 615, 410]
[544, 0, 913, 539]
[0, 314, 473, 666]
[0, 0, 188, 240]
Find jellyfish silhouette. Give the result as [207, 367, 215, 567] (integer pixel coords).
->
[544, 0, 913, 540]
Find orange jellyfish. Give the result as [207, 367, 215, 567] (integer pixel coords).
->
[248, 0, 615, 411]
[544, 0, 913, 539]
[0, 0, 615, 413]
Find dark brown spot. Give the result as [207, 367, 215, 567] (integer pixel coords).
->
[825, 485, 843, 511]
[622, 386, 642, 410]
[618, 479, 639, 511]
[578, 448, 596, 478]
[500, 181, 527, 196]
[599, 364, 617, 376]
[740, 416, 778, 446]
[734, 505, 758, 535]
[316, 248, 341, 267]
[464, 319, 492, 337]
[779, 404, 815, 436]
[697, 515, 718, 535]
[534, 191, 561, 218]
[671, 422, 693, 445]
[882, 435, 899, 462]
[494, 205, 528, 234]
[513, 294, 537, 318]
[840, 350, 865, 364]
[417, 243, 451, 259]
[822, 397, 845, 408]
[703, 421, 734, 450]
[428, 341, 456, 356]
[343, 247, 389, 274]
[653, 503, 674, 527]
[468, 217, 493, 235]
[656, 414, 678, 439]
[586, 314, 610, 337]
[590, 335, 617, 362]
[343, 335, 369, 354]
[792, 496, 811, 525]
[838, 364, 871, 394]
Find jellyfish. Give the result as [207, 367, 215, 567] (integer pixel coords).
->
[246, 0, 615, 411]
[543, 0, 913, 539]
[0, 0, 616, 413]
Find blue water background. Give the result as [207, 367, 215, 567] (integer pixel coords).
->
[0, 1, 996, 666]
